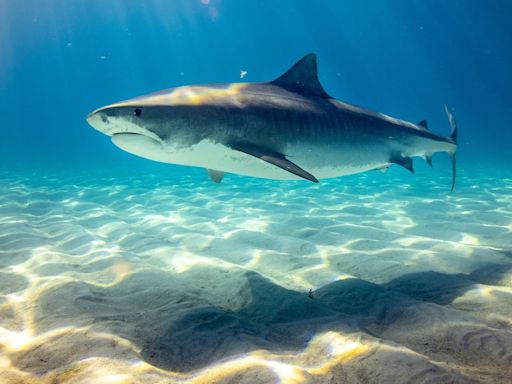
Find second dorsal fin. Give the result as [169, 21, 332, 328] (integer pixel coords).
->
[271, 54, 330, 98]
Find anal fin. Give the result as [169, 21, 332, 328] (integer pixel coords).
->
[230, 142, 319, 183]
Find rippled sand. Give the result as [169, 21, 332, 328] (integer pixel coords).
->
[1, 167, 511, 383]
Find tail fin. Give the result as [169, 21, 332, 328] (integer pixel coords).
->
[444, 106, 458, 191]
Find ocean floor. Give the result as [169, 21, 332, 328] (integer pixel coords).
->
[0, 166, 511, 383]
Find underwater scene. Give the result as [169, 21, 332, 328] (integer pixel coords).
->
[1, 1, 512, 383]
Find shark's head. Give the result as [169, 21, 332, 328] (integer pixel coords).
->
[86, 83, 249, 164]
[87, 83, 248, 133]
[86, 89, 184, 138]
[86, 98, 172, 162]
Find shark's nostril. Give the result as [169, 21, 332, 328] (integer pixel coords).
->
[101, 115, 109, 124]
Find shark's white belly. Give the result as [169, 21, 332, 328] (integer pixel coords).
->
[112, 134, 380, 180]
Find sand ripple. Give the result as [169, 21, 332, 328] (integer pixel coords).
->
[0, 168, 511, 383]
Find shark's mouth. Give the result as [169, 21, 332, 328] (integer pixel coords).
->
[111, 133, 164, 159]
[87, 111, 163, 144]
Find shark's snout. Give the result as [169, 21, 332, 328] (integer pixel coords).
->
[86, 110, 110, 132]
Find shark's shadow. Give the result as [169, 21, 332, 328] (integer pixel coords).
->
[30, 261, 512, 372]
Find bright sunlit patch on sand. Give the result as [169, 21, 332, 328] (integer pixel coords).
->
[380, 212, 416, 233]
[457, 284, 512, 301]
[394, 236, 425, 247]
[168, 252, 205, 273]
[306, 332, 369, 376]
[239, 218, 268, 232]
[144, 213, 184, 224]
[62, 198, 80, 208]
[0, 355, 9, 368]
[97, 373, 131, 383]
[460, 233, 480, 246]
[267, 361, 304, 384]
[9, 265, 27, 274]
[246, 249, 263, 268]
[335, 274, 355, 281]
[0, 328, 32, 351]
[326, 333, 363, 356]
[5, 293, 26, 303]
[167, 252, 234, 273]
[109, 261, 133, 282]
[222, 228, 241, 239]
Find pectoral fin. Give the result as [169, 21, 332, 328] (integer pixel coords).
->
[230, 143, 319, 183]
[391, 155, 414, 173]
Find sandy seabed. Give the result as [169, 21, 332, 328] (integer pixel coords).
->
[0, 167, 511, 384]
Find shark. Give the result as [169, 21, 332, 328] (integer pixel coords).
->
[86, 54, 458, 189]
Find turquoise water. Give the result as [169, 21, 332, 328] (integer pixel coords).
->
[1, 1, 512, 383]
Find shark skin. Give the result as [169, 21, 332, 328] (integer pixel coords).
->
[86, 54, 458, 190]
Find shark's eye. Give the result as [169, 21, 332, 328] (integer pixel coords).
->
[133, 108, 142, 117]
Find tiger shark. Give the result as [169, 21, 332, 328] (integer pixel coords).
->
[86, 54, 458, 189]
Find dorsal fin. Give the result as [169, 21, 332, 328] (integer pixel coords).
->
[271, 54, 330, 98]
[417, 119, 428, 129]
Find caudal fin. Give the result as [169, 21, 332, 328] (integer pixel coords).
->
[444, 106, 458, 191]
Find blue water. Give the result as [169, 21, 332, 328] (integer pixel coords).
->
[1, 0, 511, 170]
[1, 1, 512, 383]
